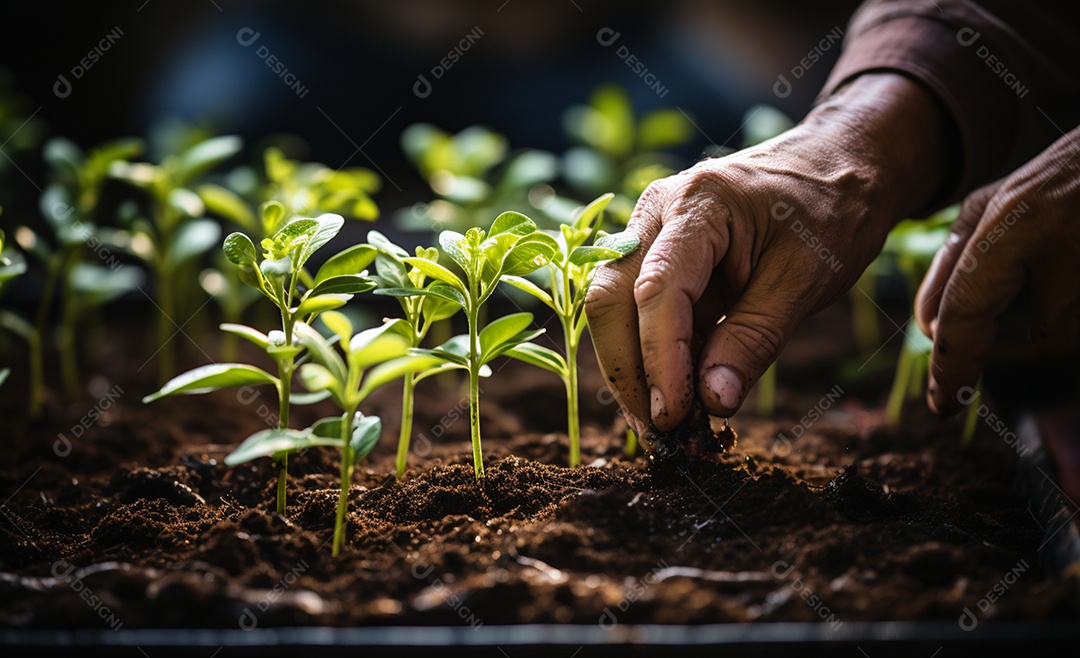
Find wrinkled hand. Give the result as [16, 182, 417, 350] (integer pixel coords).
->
[916, 125, 1080, 414]
[585, 75, 950, 436]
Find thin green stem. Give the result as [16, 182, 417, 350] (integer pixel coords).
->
[757, 363, 777, 417]
[395, 374, 416, 480]
[27, 327, 42, 418]
[34, 257, 61, 355]
[886, 344, 911, 426]
[961, 377, 983, 445]
[332, 407, 355, 556]
[59, 270, 80, 396]
[561, 313, 582, 467]
[156, 263, 176, 385]
[467, 290, 484, 479]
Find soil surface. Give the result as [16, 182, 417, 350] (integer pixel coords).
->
[0, 303, 1076, 631]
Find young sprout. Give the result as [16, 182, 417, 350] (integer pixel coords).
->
[275, 314, 443, 554]
[366, 231, 470, 479]
[18, 137, 144, 395]
[108, 135, 242, 382]
[499, 194, 639, 466]
[0, 224, 42, 416]
[405, 212, 557, 479]
[144, 208, 375, 514]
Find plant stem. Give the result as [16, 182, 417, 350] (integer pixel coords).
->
[395, 374, 416, 480]
[467, 297, 484, 479]
[33, 257, 60, 358]
[332, 408, 355, 556]
[851, 271, 880, 355]
[274, 349, 293, 516]
[156, 263, 176, 385]
[27, 327, 42, 418]
[961, 377, 983, 445]
[625, 428, 638, 457]
[59, 274, 80, 396]
[757, 362, 777, 417]
[561, 312, 582, 467]
[885, 343, 911, 426]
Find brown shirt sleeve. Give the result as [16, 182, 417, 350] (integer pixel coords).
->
[818, 0, 1080, 209]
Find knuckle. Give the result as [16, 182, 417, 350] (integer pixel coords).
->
[632, 266, 670, 311]
[719, 314, 786, 373]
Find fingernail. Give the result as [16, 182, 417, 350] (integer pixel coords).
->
[650, 385, 666, 420]
[703, 366, 743, 411]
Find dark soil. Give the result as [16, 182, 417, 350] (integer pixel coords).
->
[0, 304, 1076, 631]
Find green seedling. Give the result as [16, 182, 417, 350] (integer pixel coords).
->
[404, 212, 557, 478]
[561, 84, 695, 226]
[279, 314, 443, 554]
[18, 136, 144, 395]
[144, 208, 375, 514]
[109, 135, 243, 381]
[196, 145, 383, 359]
[499, 194, 639, 466]
[366, 231, 474, 479]
[0, 224, 41, 415]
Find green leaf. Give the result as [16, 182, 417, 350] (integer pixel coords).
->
[296, 213, 344, 270]
[168, 218, 221, 266]
[0, 368, 9, 388]
[260, 255, 293, 279]
[349, 331, 409, 370]
[0, 249, 27, 284]
[568, 245, 624, 267]
[42, 137, 84, 181]
[500, 150, 558, 189]
[374, 252, 409, 289]
[573, 193, 615, 231]
[357, 354, 445, 401]
[261, 200, 286, 234]
[315, 244, 377, 284]
[310, 274, 377, 296]
[67, 263, 144, 307]
[506, 342, 568, 375]
[219, 323, 271, 349]
[299, 362, 339, 395]
[294, 322, 347, 383]
[489, 211, 536, 237]
[594, 229, 639, 255]
[224, 428, 338, 466]
[500, 275, 554, 308]
[485, 328, 545, 363]
[479, 312, 533, 359]
[402, 256, 465, 292]
[296, 293, 351, 317]
[367, 230, 409, 259]
[0, 310, 35, 341]
[177, 135, 243, 184]
[143, 363, 277, 403]
[223, 232, 258, 267]
[350, 415, 382, 464]
[197, 184, 256, 230]
[167, 188, 206, 219]
[438, 230, 469, 271]
[421, 293, 462, 324]
[320, 310, 353, 347]
[291, 390, 332, 405]
[501, 233, 557, 277]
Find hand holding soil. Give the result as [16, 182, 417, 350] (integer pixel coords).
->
[587, 73, 950, 436]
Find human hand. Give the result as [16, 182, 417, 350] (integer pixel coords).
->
[586, 74, 951, 436]
[916, 125, 1080, 414]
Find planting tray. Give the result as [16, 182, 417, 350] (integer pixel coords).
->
[3, 413, 1076, 656]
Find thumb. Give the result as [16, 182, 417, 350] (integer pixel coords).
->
[696, 261, 802, 416]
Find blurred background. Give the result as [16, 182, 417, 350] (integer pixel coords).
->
[0, 0, 857, 214]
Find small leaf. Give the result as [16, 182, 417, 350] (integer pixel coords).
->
[568, 245, 624, 267]
[573, 192, 615, 231]
[219, 323, 270, 348]
[223, 232, 257, 267]
[506, 342, 567, 375]
[484, 328, 545, 363]
[197, 184, 256, 230]
[501, 275, 554, 308]
[261, 200, 286, 233]
[357, 354, 445, 401]
[143, 363, 277, 403]
[501, 233, 557, 277]
[320, 311, 353, 346]
[350, 415, 382, 464]
[366, 230, 409, 259]
[168, 218, 221, 266]
[315, 244, 377, 285]
[489, 211, 536, 237]
[0, 368, 9, 388]
[350, 331, 409, 370]
[296, 293, 351, 317]
[594, 230, 640, 255]
[294, 322, 347, 383]
[296, 213, 345, 270]
[224, 428, 337, 466]
[374, 252, 409, 289]
[310, 274, 377, 296]
[438, 230, 470, 271]
[177, 135, 243, 184]
[299, 362, 338, 393]
[402, 256, 465, 292]
[291, 389, 332, 405]
[479, 312, 533, 359]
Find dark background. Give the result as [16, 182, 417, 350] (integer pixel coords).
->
[0, 0, 857, 212]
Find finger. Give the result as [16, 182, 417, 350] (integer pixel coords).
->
[915, 181, 1002, 338]
[635, 189, 731, 431]
[697, 250, 804, 416]
[927, 198, 1028, 414]
[585, 183, 668, 438]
